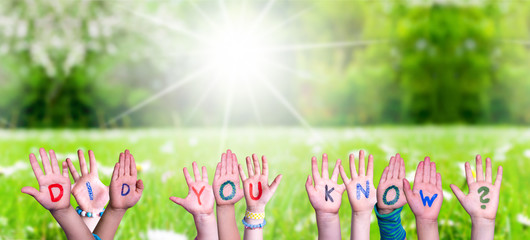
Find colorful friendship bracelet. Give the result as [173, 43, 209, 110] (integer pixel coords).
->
[245, 210, 265, 220]
[242, 218, 267, 229]
[76, 206, 105, 218]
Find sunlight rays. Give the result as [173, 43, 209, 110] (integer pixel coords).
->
[266, 39, 390, 52]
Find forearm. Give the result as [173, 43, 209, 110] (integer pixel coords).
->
[374, 205, 406, 240]
[216, 205, 240, 240]
[471, 218, 495, 240]
[351, 211, 371, 240]
[81, 215, 102, 232]
[50, 207, 94, 240]
[415, 219, 439, 240]
[315, 212, 341, 240]
[194, 212, 218, 240]
[243, 217, 264, 240]
[93, 207, 126, 240]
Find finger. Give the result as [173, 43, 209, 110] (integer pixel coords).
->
[305, 175, 313, 191]
[311, 156, 322, 183]
[415, 161, 424, 183]
[398, 155, 406, 179]
[183, 167, 193, 184]
[61, 161, 68, 178]
[392, 155, 400, 179]
[227, 150, 233, 174]
[202, 166, 209, 182]
[192, 162, 200, 182]
[450, 184, 466, 204]
[78, 149, 89, 176]
[358, 150, 366, 176]
[238, 164, 247, 181]
[124, 150, 131, 176]
[130, 153, 137, 177]
[136, 179, 144, 195]
[436, 173, 442, 190]
[339, 164, 351, 184]
[29, 153, 44, 181]
[39, 148, 52, 175]
[322, 154, 329, 179]
[367, 154, 374, 178]
[349, 153, 358, 178]
[380, 167, 389, 185]
[485, 157, 492, 183]
[331, 159, 341, 182]
[111, 162, 120, 181]
[252, 154, 261, 176]
[430, 162, 436, 185]
[49, 149, 59, 174]
[215, 162, 222, 178]
[476, 155, 484, 181]
[465, 162, 474, 186]
[269, 174, 282, 195]
[494, 166, 503, 190]
[65, 158, 80, 182]
[21, 186, 40, 199]
[221, 152, 227, 175]
[246, 156, 254, 177]
[88, 150, 98, 175]
[402, 178, 414, 202]
[169, 196, 185, 206]
[118, 152, 125, 176]
[423, 156, 431, 183]
[232, 153, 239, 174]
[388, 157, 396, 179]
[262, 155, 269, 177]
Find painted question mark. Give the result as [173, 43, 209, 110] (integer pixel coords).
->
[477, 186, 490, 209]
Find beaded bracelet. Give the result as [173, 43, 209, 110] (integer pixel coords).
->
[76, 206, 105, 218]
[242, 218, 266, 229]
[245, 210, 265, 220]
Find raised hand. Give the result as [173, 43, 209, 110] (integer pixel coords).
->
[403, 156, 443, 220]
[67, 150, 109, 214]
[377, 153, 407, 214]
[306, 154, 345, 214]
[109, 150, 144, 210]
[170, 162, 215, 215]
[450, 155, 502, 240]
[239, 154, 282, 213]
[213, 150, 244, 206]
[339, 150, 376, 213]
[22, 148, 71, 211]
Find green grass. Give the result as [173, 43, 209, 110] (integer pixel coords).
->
[0, 127, 529, 239]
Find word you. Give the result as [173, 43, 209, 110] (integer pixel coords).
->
[250, 182, 263, 200]
[356, 180, 370, 200]
[219, 181, 236, 201]
[325, 185, 335, 202]
[86, 182, 94, 201]
[192, 186, 206, 205]
[478, 186, 490, 209]
[48, 184, 64, 202]
[419, 190, 438, 207]
[382, 185, 399, 205]
[121, 184, 130, 196]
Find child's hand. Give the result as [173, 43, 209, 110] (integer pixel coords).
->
[376, 153, 407, 214]
[238, 154, 282, 212]
[403, 157, 443, 221]
[109, 150, 144, 210]
[306, 154, 345, 214]
[170, 162, 215, 216]
[66, 150, 109, 213]
[450, 155, 502, 221]
[339, 150, 376, 213]
[22, 148, 72, 212]
[212, 150, 244, 206]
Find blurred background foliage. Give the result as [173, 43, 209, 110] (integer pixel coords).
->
[0, 0, 529, 128]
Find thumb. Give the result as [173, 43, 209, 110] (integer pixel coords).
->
[136, 179, 144, 195]
[169, 196, 185, 206]
[450, 184, 466, 205]
[402, 178, 414, 202]
[21, 186, 40, 199]
[304, 175, 312, 192]
[269, 174, 283, 195]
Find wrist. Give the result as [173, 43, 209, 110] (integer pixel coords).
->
[471, 217, 495, 227]
[246, 206, 265, 213]
[376, 202, 395, 215]
[49, 205, 72, 216]
[315, 211, 339, 220]
[216, 204, 235, 210]
[193, 212, 216, 222]
[106, 205, 127, 216]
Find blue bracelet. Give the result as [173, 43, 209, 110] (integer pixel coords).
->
[76, 206, 105, 218]
[92, 233, 102, 240]
[242, 217, 266, 229]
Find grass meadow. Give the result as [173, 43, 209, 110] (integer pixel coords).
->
[0, 127, 529, 239]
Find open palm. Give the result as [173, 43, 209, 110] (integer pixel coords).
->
[109, 150, 144, 210]
[340, 150, 376, 213]
[22, 148, 72, 211]
[239, 154, 282, 212]
[170, 162, 215, 215]
[212, 150, 244, 206]
[377, 153, 407, 213]
[450, 155, 502, 220]
[67, 150, 109, 213]
[306, 154, 345, 214]
[403, 157, 443, 220]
